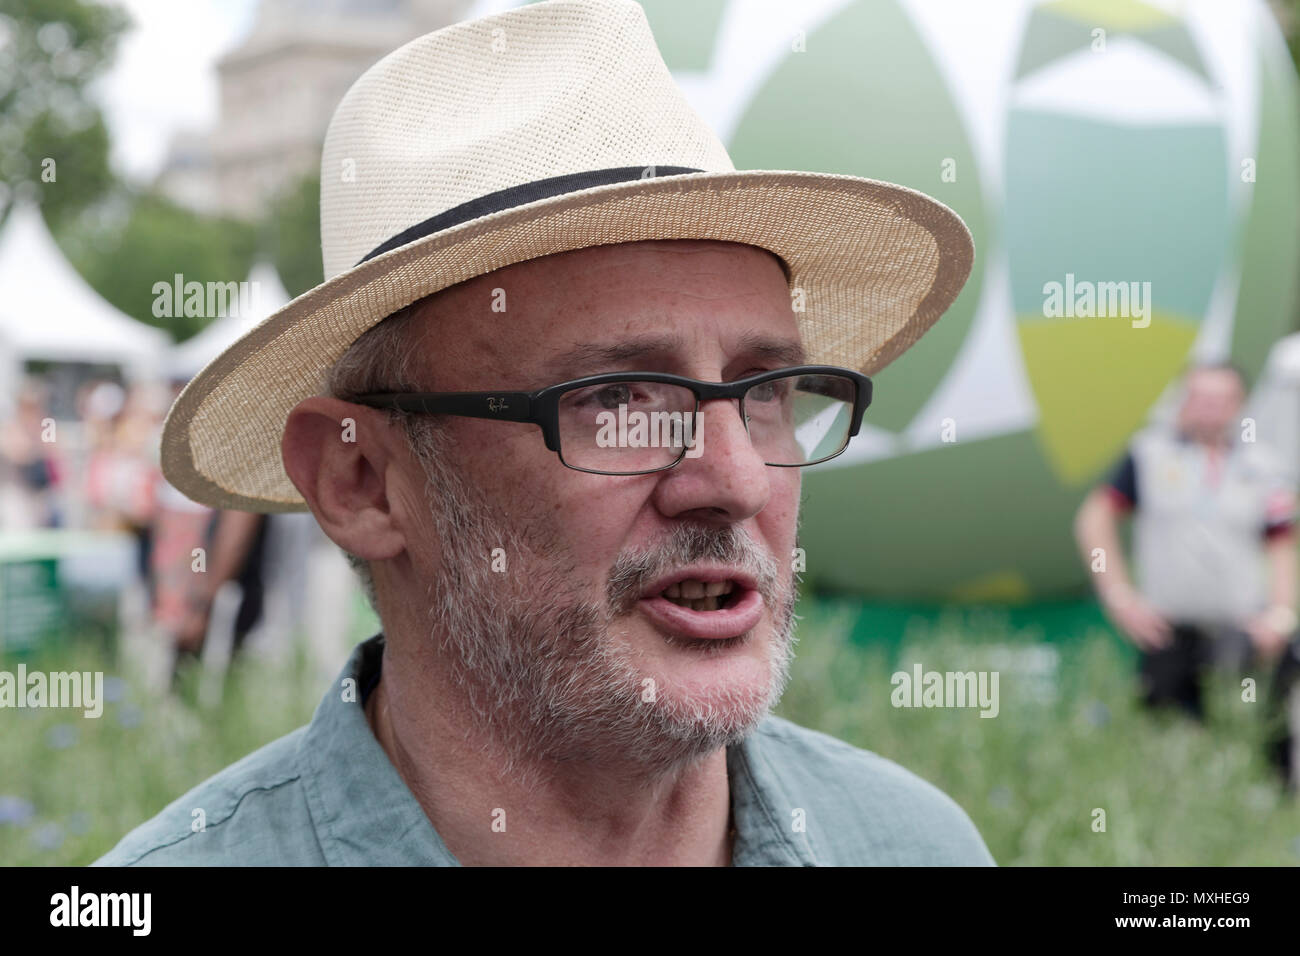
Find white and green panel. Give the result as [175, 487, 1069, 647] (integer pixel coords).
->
[469, 0, 1300, 601]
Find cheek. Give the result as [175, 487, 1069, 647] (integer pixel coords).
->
[543, 475, 648, 564]
[452, 418, 562, 499]
[775, 469, 802, 520]
[473, 440, 645, 570]
[442, 421, 563, 525]
[760, 471, 801, 546]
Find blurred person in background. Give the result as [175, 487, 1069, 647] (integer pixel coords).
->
[170, 509, 270, 663]
[148, 379, 272, 686]
[1074, 362, 1300, 784]
[146, 378, 212, 667]
[84, 380, 159, 548]
[0, 378, 59, 529]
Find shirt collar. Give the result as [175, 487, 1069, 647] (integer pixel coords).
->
[298, 634, 459, 865]
[298, 633, 819, 866]
[728, 731, 820, 865]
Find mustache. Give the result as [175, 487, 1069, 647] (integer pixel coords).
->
[605, 523, 783, 615]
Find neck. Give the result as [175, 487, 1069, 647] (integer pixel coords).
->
[364, 635, 735, 866]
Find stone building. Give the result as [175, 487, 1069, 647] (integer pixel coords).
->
[156, 0, 472, 219]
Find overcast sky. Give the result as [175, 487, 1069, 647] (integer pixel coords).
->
[91, 0, 259, 182]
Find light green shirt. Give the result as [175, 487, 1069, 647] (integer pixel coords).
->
[94, 634, 995, 866]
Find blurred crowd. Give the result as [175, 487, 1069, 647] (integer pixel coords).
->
[0, 375, 300, 683]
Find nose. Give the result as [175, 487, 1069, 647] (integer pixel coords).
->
[650, 395, 772, 523]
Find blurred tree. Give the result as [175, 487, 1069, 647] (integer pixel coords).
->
[0, 0, 129, 231]
[1273, 0, 1299, 70]
[1269, 0, 1300, 333]
[72, 191, 258, 342]
[263, 172, 323, 298]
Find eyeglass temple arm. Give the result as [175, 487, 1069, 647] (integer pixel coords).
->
[849, 376, 871, 436]
[352, 391, 535, 423]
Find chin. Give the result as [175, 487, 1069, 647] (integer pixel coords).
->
[649, 680, 776, 745]
[651, 645, 777, 722]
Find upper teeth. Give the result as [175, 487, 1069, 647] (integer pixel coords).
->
[664, 579, 735, 599]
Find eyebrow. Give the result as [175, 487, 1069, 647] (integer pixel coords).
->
[537, 332, 807, 384]
[542, 336, 684, 377]
[736, 331, 807, 367]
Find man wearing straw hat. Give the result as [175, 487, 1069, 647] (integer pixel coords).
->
[97, 0, 992, 866]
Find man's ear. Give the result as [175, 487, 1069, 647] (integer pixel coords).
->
[281, 396, 407, 562]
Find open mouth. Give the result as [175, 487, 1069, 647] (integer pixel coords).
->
[637, 570, 765, 641]
[659, 579, 741, 612]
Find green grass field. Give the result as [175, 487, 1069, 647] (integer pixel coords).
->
[3, 599, 1299, 865]
[783, 603, 1300, 865]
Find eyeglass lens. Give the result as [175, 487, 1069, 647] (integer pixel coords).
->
[555, 372, 857, 474]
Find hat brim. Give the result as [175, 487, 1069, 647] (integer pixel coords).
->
[161, 169, 973, 512]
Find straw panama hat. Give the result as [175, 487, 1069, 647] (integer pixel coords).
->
[161, 0, 974, 512]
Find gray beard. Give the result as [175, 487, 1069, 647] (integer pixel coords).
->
[410, 425, 798, 787]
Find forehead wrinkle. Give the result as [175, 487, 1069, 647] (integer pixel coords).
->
[735, 330, 806, 367]
[527, 327, 805, 389]
[534, 334, 688, 383]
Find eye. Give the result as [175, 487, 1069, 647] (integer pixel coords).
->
[747, 378, 792, 403]
[593, 384, 632, 409]
[567, 383, 636, 410]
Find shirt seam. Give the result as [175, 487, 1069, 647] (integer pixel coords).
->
[295, 738, 331, 864]
[738, 727, 820, 865]
[298, 718, 345, 866]
[113, 776, 303, 866]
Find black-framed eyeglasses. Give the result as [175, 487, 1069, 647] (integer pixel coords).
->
[351, 365, 872, 476]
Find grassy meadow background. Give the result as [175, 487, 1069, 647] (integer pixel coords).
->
[3, 595, 1300, 866]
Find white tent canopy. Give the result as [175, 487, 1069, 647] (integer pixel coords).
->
[0, 201, 171, 393]
[170, 261, 290, 380]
